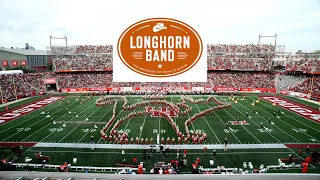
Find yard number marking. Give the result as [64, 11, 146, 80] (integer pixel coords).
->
[16, 127, 31, 132]
[292, 128, 307, 133]
[118, 129, 130, 133]
[153, 129, 166, 134]
[258, 128, 273, 133]
[49, 128, 63, 132]
[224, 129, 239, 133]
[81, 129, 96, 133]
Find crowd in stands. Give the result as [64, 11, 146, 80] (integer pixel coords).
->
[0, 73, 45, 100]
[53, 54, 112, 71]
[56, 73, 113, 88]
[286, 57, 320, 73]
[207, 56, 273, 71]
[207, 44, 275, 71]
[208, 72, 276, 88]
[74, 45, 113, 54]
[19, 72, 275, 89]
[2, 71, 320, 100]
[51, 45, 113, 55]
[207, 44, 276, 53]
[289, 76, 320, 98]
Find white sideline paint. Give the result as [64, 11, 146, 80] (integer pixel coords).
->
[34, 142, 287, 149]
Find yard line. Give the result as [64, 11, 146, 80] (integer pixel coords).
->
[39, 99, 97, 143]
[97, 96, 133, 144]
[20, 123, 52, 142]
[158, 116, 161, 136]
[186, 108, 196, 132]
[254, 97, 320, 133]
[194, 104, 221, 144]
[205, 104, 242, 144]
[245, 97, 319, 142]
[77, 105, 114, 143]
[235, 101, 303, 143]
[222, 98, 282, 143]
[171, 96, 177, 125]
[138, 116, 147, 139]
[2, 100, 80, 141]
[58, 105, 101, 143]
[218, 100, 262, 143]
[0, 97, 67, 134]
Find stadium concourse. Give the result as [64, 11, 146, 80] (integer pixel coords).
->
[0, 44, 320, 176]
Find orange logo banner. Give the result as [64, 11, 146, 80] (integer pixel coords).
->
[117, 18, 203, 78]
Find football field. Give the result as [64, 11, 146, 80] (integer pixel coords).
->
[0, 94, 319, 173]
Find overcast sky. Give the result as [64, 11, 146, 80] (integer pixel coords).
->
[0, 0, 319, 52]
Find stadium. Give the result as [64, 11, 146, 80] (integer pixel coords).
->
[0, 35, 319, 179]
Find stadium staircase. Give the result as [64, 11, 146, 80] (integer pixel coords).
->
[275, 75, 307, 90]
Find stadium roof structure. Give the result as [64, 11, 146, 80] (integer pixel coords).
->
[0, 48, 51, 56]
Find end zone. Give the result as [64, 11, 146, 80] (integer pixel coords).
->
[284, 143, 320, 149]
[259, 96, 320, 124]
[0, 142, 37, 147]
[0, 96, 65, 125]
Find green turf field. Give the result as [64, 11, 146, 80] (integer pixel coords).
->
[0, 95, 319, 173]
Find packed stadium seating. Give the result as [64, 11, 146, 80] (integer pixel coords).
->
[51, 45, 113, 55]
[207, 44, 275, 53]
[56, 73, 113, 88]
[53, 55, 112, 71]
[286, 57, 320, 73]
[209, 72, 276, 88]
[207, 44, 275, 71]
[0, 73, 45, 99]
[75, 45, 113, 54]
[289, 76, 320, 98]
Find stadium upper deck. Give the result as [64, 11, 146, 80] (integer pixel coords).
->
[51, 44, 320, 73]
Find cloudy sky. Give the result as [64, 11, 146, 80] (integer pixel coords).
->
[0, 0, 319, 52]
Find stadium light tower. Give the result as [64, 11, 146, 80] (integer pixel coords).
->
[258, 34, 277, 45]
[258, 34, 285, 53]
[49, 35, 68, 48]
[49, 35, 69, 59]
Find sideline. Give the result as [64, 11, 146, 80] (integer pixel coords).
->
[0, 97, 32, 108]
